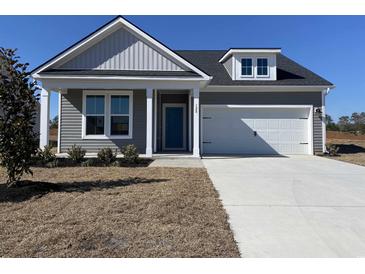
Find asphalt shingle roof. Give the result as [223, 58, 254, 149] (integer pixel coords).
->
[176, 50, 333, 86]
[40, 50, 333, 87]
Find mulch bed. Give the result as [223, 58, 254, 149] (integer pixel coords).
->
[0, 167, 239, 258]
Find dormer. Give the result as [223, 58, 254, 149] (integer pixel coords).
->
[219, 48, 281, 81]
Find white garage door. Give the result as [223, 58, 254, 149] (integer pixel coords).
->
[202, 105, 312, 155]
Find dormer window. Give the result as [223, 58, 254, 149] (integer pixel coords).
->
[257, 58, 269, 77]
[219, 48, 279, 81]
[241, 58, 253, 77]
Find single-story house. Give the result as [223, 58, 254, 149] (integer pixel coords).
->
[31, 16, 334, 157]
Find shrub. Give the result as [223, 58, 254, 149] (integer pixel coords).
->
[121, 144, 139, 164]
[97, 148, 117, 166]
[34, 145, 56, 165]
[326, 144, 339, 156]
[110, 160, 121, 167]
[67, 144, 86, 163]
[0, 48, 39, 186]
[45, 159, 60, 168]
[81, 158, 99, 167]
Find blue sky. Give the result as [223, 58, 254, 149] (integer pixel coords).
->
[0, 15, 364, 120]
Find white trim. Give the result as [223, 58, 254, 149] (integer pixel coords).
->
[41, 78, 203, 92]
[219, 48, 281, 63]
[309, 105, 314, 155]
[201, 85, 334, 92]
[57, 91, 61, 153]
[33, 74, 206, 81]
[39, 88, 50, 149]
[202, 104, 313, 109]
[256, 57, 270, 78]
[82, 90, 133, 140]
[192, 87, 200, 157]
[200, 104, 314, 155]
[153, 89, 157, 153]
[32, 17, 211, 80]
[322, 88, 329, 153]
[188, 90, 192, 152]
[162, 103, 187, 151]
[240, 57, 254, 78]
[146, 88, 153, 157]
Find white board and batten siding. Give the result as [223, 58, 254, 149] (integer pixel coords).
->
[201, 105, 312, 155]
[58, 26, 185, 71]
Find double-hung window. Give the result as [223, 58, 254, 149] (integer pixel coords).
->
[83, 91, 133, 139]
[110, 95, 130, 136]
[241, 58, 253, 77]
[86, 95, 105, 135]
[257, 58, 269, 76]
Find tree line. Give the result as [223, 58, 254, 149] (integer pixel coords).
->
[326, 112, 365, 134]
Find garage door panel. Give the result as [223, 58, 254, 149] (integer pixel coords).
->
[202, 106, 311, 155]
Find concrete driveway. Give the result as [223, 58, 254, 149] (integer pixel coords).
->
[203, 156, 365, 257]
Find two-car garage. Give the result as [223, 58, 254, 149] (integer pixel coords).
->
[201, 105, 313, 155]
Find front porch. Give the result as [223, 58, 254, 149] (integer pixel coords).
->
[40, 85, 202, 158]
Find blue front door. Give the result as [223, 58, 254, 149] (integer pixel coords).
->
[164, 106, 185, 150]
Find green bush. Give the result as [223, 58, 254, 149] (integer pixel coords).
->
[35, 145, 56, 165]
[0, 48, 39, 186]
[326, 144, 339, 156]
[97, 148, 117, 166]
[67, 144, 86, 163]
[121, 144, 139, 164]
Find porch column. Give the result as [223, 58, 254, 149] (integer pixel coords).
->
[39, 87, 50, 149]
[193, 87, 200, 157]
[146, 88, 153, 157]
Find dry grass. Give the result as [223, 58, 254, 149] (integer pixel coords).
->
[0, 167, 239, 258]
[326, 131, 365, 167]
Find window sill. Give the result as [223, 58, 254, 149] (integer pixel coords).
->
[256, 74, 270, 78]
[82, 135, 133, 140]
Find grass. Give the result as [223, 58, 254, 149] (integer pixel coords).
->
[326, 131, 365, 167]
[0, 167, 239, 258]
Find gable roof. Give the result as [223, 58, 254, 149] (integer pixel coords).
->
[31, 16, 333, 87]
[176, 50, 333, 86]
[31, 16, 211, 80]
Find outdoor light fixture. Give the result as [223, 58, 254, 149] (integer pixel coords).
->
[315, 108, 322, 114]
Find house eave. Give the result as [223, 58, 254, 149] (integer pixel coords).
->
[32, 73, 209, 82]
[202, 84, 335, 92]
[38, 75, 211, 91]
[219, 48, 282, 63]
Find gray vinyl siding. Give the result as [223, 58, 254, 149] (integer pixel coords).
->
[59, 27, 184, 71]
[200, 91, 323, 154]
[60, 89, 146, 153]
[222, 58, 233, 79]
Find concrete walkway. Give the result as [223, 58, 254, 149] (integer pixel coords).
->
[203, 156, 365, 257]
[150, 158, 203, 168]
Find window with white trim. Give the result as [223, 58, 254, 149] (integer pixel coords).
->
[86, 95, 105, 135]
[83, 91, 133, 139]
[257, 58, 269, 76]
[241, 58, 253, 76]
[110, 95, 130, 135]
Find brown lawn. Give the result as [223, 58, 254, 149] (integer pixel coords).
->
[0, 167, 239, 258]
[326, 131, 365, 167]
